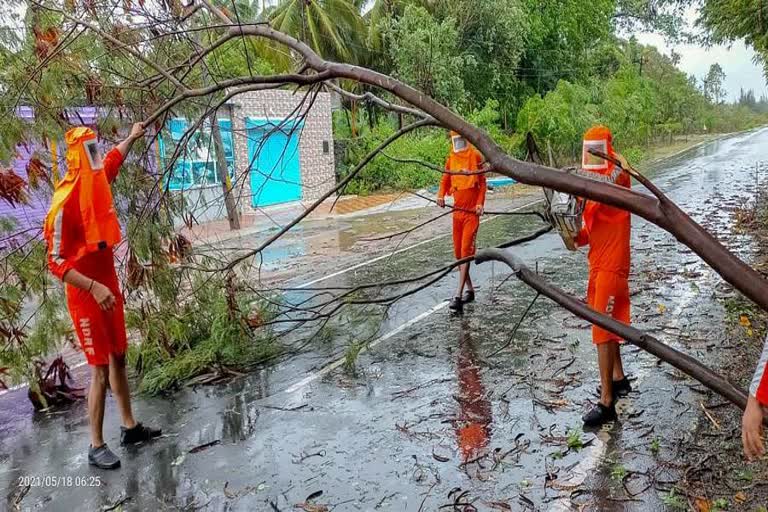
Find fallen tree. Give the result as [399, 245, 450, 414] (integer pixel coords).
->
[2, 0, 767, 408]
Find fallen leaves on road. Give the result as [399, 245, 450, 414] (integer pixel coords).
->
[295, 491, 328, 512]
[188, 439, 221, 453]
[294, 503, 329, 512]
[694, 497, 711, 512]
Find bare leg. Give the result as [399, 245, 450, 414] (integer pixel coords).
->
[612, 345, 625, 381]
[88, 366, 109, 448]
[597, 342, 619, 407]
[108, 353, 137, 429]
[465, 266, 474, 292]
[456, 263, 469, 297]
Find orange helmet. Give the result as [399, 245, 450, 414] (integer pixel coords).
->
[44, 127, 121, 260]
[582, 124, 615, 173]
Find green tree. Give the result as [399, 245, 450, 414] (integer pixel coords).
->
[383, 5, 471, 107]
[703, 63, 726, 104]
[268, 0, 366, 62]
[425, 0, 529, 118]
[613, 0, 691, 41]
[518, 0, 615, 95]
[699, 0, 768, 69]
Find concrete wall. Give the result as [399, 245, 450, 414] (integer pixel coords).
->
[230, 89, 336, 212]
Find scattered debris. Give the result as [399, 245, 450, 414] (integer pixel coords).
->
[101, 495, 131, 512]
[188, 439, 221, 453]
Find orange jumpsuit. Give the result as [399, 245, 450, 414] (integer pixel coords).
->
[45, 128, 126, 366]
[438, 143, 487, 259]
[575, 126, 631, 344]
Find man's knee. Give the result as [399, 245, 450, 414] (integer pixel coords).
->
[91, 365, 109, 388]
[110, 352, 127, 369]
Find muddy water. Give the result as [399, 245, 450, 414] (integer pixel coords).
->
[2, 129, 768, 511]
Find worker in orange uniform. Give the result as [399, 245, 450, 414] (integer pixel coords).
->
[437, 131, 489, 314]
[44, 123, 161, 470]
[574, 125, 632, 427]
[742, 339, 768, 460]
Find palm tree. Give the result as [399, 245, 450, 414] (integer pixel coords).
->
[268, 0, 366, 62]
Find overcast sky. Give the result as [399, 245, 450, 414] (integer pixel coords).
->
[636, 33, 766, 102]
[633, 6, 767, 102]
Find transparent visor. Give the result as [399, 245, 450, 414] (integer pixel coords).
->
[582, 140, 609, 170]
[452, 135, 468, 153]
[84, 139, 103, 171]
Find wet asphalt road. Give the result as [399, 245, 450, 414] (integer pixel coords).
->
[2, 129, 768, 511]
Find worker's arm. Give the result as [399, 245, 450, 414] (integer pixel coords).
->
[744, 339, 768, 460]
[114, 122, 146, 158]
[437, 160, 451, 208]
[574, 227, 589, 248]
[62, 269, 116, 311]
[46, 210, 116, 311]
[106, 123, 146, 182]
[476, 172, 487, 215]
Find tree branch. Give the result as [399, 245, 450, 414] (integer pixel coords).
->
[475, 248, 751, 411]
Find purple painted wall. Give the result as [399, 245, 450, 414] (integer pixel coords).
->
[2, 106, 134, 237]
[3, 142, 49, 234]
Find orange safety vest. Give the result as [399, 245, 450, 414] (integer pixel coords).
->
[44, 127, 122, 265]
[442, 132, 483, 194]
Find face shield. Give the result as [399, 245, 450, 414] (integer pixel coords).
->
[83, 139, 103, 171]
[452, 135, 468, 153]
[582, 139, 609, 171]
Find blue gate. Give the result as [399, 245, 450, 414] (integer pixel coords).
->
[246, 118, 303, 207]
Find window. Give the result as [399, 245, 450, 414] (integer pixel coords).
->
[159, 118, 235, 190]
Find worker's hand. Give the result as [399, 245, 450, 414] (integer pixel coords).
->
[742, 396, 766, 461]
[436, 197, 445, 208]
[475, 205, 484, 216]
[129, 122, 146, 141]
[91, 281, 116, 311]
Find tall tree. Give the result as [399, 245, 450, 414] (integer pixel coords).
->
[268, 0, 366, 62]
[383, 4, 469, 107]
[699, 0, 768, 70]
[703, 62, 726, 104]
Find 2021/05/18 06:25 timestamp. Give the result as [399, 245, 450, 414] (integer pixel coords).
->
[17, 475, 102, 487]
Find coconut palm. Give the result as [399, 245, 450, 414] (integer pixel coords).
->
[268, 0, 366, 62]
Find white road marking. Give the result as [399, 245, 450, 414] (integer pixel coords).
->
[296, 198, 544, 289]
[283, 301, 448, 394]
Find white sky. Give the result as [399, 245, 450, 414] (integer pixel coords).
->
[636, 33, 767, 102]
[633, 7, 767, 102]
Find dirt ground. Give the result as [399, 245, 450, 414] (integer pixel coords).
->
[671, 188, 768, 511]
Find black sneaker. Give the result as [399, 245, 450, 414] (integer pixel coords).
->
[448, 296, 463, 313]
[596, 376, 633, 397]
[88, 444, 121, 470]
[582, 402, 617, 428]
[120, 422, 162, 445]
[461, 290, 475, 304]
